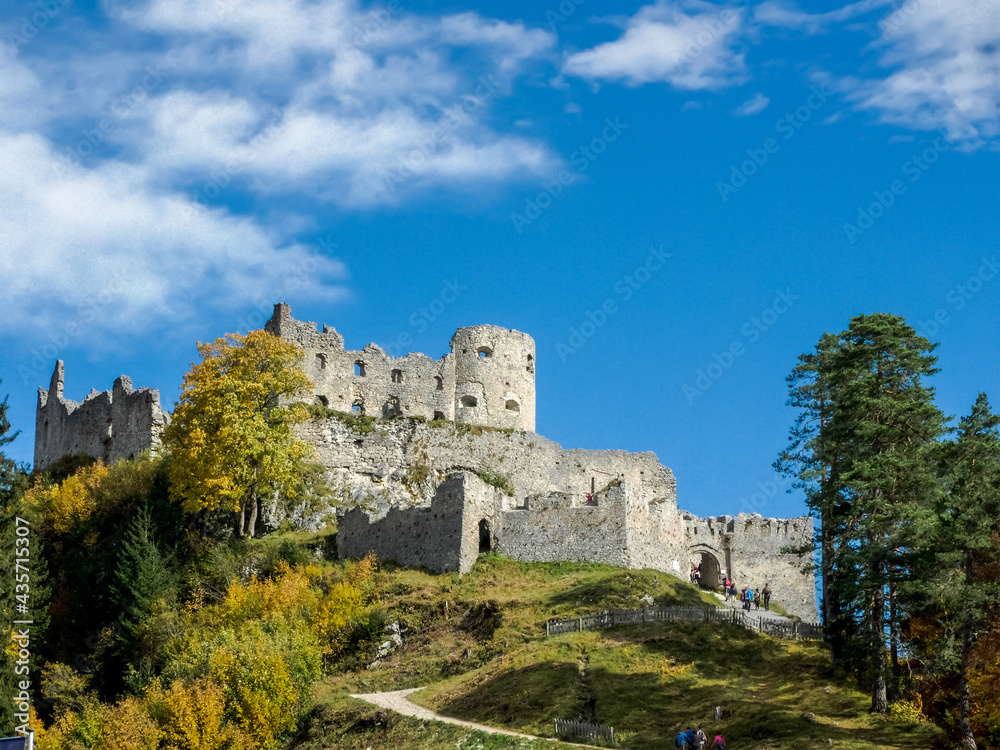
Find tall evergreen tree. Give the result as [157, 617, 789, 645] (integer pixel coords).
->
[911, 394, 1000, 749]
[777, 314, 946, 712]
[112, 501, 176, 630]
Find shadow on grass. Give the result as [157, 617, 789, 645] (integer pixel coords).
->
[430, 622, 943, 750]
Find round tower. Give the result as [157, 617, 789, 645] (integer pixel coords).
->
[450, 325, 535, 432]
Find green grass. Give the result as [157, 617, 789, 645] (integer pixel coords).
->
[297, 555, 942, 750]
[475, 470, 515, 496]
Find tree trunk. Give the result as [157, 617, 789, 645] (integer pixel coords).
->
[870, 581, 888, 714]
[235, 503, 246, 538]
[246, 493, 259, 539]
[889, 576, 899, 701]
[959, 550, 977, 749]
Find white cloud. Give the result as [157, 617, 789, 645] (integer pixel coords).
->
[753, 0, 891, 34]
[845, 0, 1000, 143]
[562, 1, 747, 89]
[0, 130, 347, 339]
[0, 0, 560, 339]
[735, 92, 769, 116]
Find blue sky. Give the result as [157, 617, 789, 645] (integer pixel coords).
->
[2, 0, 999, 522]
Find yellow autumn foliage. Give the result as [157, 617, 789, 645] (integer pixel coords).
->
[23, 455, 164, 535]
[145, 677, 254, 750]
[163, 330, 313, 536]
[24, 461, 108, 534]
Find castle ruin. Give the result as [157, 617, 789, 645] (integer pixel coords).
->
[34, 360, 169, 471]
[32, 303, 818, 621]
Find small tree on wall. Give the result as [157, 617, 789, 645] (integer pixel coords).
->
[164, 331, 313, 538]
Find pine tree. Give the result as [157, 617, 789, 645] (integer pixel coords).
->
[777, 314, 946, 712]
[913, 394, 1000, 749]
[112, 502, 176, 631]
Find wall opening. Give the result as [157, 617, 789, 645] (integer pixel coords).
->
[477, 346, 493, 358]
[382, 396, 401, 419]
[434, 375, 444, 391]
[460, 395, 477, 408]
[315, 395, 329, 407]
[478, 519, 492, 553]
[433, 411, 446, 421]
[354, 361, 366, 377]
[316, 353, 327, 370]
[696, 551, 722, 590]
[391, 369, 403, 383]
[351, 400, 365, 414]
[505, 399, 520, 412]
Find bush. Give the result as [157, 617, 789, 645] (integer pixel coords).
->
[475, 470, 514, 497]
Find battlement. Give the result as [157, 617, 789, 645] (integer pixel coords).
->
[265, 304, 535, 431]
[34, 361, 169, 470]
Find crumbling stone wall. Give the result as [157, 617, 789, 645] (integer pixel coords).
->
[265, 304, 535, 430]
[683, 511, 816, 621]
[296, 415, 678, 519]
[34, 361, 169, 470]
[338, 471, 499, 573]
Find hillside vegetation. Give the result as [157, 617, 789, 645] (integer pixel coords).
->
[300, 555, 943, 750]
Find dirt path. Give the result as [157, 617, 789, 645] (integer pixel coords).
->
[712, 592, 794, 623]
[349, 688, 606, 748]
[349, 687, 544, 740]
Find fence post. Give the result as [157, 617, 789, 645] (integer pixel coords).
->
[578, 617, 582, 632]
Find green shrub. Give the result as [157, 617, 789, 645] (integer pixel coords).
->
[475, 470, 514, 497]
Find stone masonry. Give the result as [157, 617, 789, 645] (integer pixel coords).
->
[33, 303, 819, 621]
[265, 304, 535, 431]
[34, 361, 169, 471]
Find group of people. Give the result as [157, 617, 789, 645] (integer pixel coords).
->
[675, 726, 725, 749]
[722, 579, 772, 612]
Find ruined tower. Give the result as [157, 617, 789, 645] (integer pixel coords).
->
[34, 361, 169, 470]
[451, 325, 535, 432]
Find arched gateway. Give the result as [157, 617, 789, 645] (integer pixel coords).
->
[690, 545, 724, 589]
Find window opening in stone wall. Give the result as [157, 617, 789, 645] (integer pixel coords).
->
[382, 396, 402, 419]
[434, 411, 445, 421]
[460, 395, 477, 407]
[478, 519, 492, 553]
[505, 399, 520, 412]
[526, 353, 534, 373]
[434, 375, 444, 391]
[391, 369, 403, 383]
[316, 353, 327, 370]
[315, 395, 329, 407]
[354, 361, 366, 377]
[352, 400, 365, 414]
[477, 346, 493, 358]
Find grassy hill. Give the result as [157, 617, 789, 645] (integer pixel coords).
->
[295, 554, 943, 750]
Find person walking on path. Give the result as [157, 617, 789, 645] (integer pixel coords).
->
[754, 589, 761, 610]
[676, 728, 690, 749]
[694, 726, 707, 749]
[712, 732, 727, 749]
[763, 583, 772, 611]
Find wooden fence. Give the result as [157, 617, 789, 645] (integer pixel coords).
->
[554, 718, 614, 743]
[545, 605, 823, 641]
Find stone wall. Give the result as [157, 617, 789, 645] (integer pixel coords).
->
[34, 361, 169, 470]
[265, 304, 535, 430]
[295, 415, 678, 518]
[683, 511, 816, 621]
[338, 471, 499, 573]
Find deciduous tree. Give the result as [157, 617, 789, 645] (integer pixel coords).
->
[164, 331, 313, 537]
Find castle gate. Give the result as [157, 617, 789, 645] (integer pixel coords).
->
[690, 545, 724, 589]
